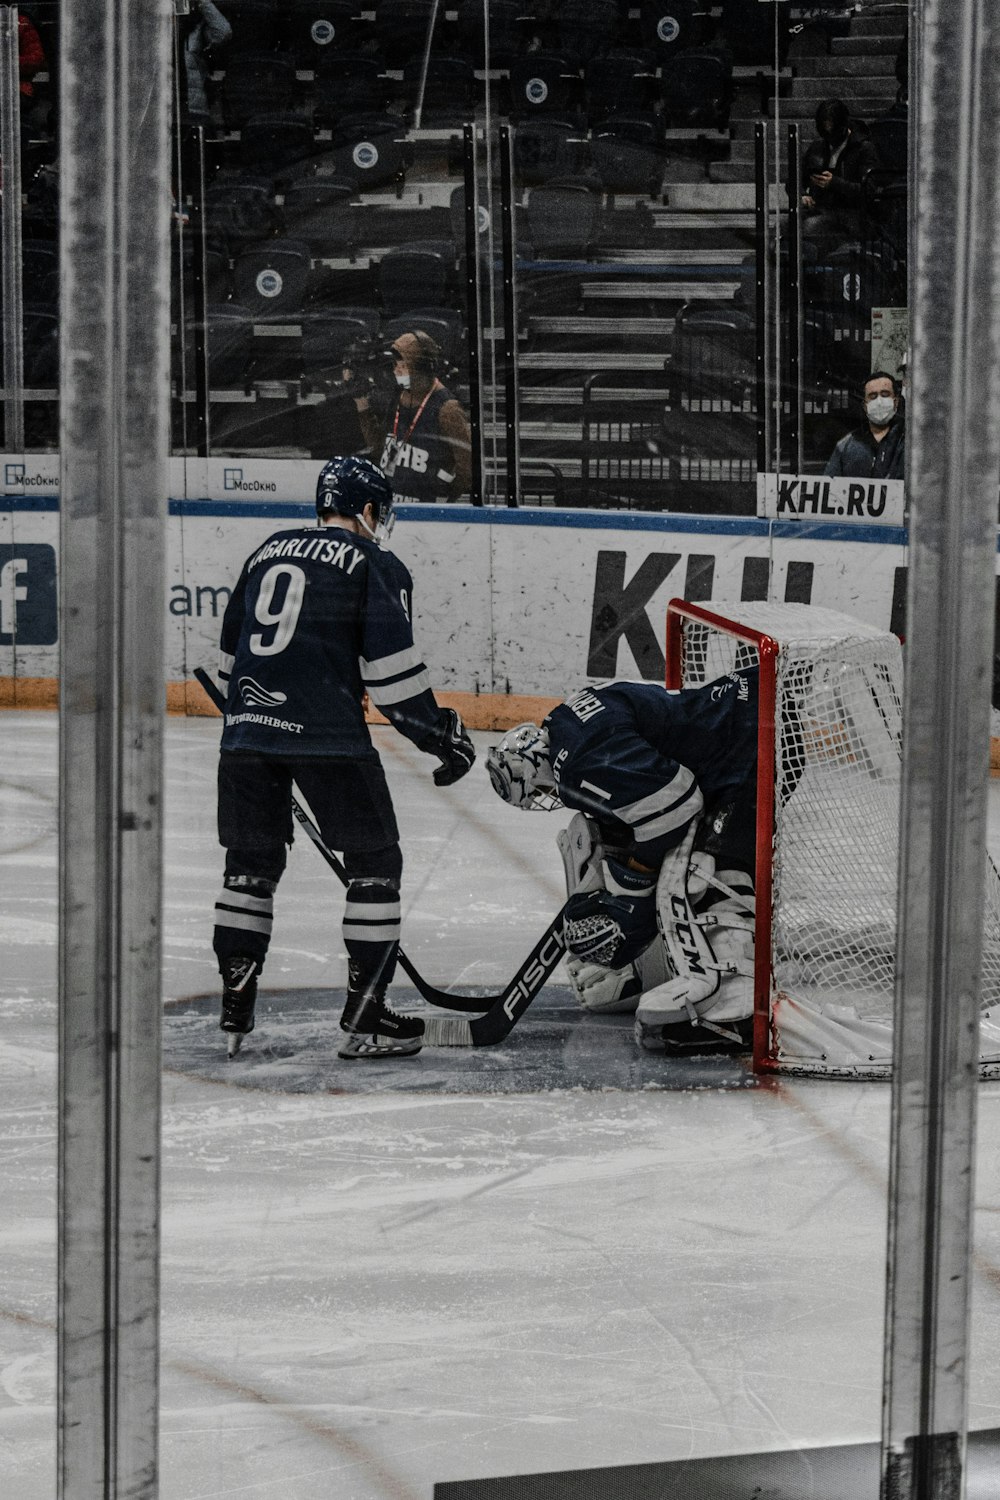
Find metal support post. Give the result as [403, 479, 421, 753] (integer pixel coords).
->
[754, 122, 771, 475]
[462, 122, 484, 506]
[58, 0, 172, 1495]
[1, 5, 25, 452]
[498, 123, 520, 507]
[785, 123, 803, 475]
[882, 1, 1000, 1496]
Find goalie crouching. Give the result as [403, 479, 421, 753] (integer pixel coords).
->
[485, 672, 759, 1054]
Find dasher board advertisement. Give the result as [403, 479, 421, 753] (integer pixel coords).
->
[757, 473, 906, 526]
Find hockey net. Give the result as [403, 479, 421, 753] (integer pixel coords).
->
[666, 599, 1000, 1078]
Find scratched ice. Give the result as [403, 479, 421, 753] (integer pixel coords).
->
[3, 711, 1000, 1499]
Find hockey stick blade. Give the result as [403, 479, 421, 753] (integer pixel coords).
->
[423, 918, 566, 1047]
[194, 667, 565, 1025]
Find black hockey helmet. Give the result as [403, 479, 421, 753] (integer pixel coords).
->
[316, 455, 395, 544]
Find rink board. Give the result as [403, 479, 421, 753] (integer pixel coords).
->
[434, 1427, 1000, 1500]
[1, 488, 915, 725]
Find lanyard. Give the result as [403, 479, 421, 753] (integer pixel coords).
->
[391, 383, 438, 447]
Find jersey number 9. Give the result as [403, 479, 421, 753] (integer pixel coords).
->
[250, 564, 306, 656]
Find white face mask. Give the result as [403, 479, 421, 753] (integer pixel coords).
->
[865, 394, 896, 425]
[395, 372, 411, 390]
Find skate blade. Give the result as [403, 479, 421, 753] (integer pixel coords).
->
[227, 1032, 246, 1058]
[337, 1034, 422, 1060]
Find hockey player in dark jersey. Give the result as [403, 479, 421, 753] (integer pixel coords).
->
[486, 673, 759, 1052]
[212, 455, 475, 1059]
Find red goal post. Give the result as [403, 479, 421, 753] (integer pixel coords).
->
[665, 598, 1000, 1078]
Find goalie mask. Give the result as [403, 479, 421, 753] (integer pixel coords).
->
[486, 723, 562, 811]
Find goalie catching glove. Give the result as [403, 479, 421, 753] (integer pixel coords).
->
[418, 708, 476, 786]
[558, 814, 668, 1013]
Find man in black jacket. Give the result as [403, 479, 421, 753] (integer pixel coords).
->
[801, 98, 881, 242]
[824, 371, 905, 480]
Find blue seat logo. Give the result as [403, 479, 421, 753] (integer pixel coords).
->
[657, 15, 681, 43]
[311, 20, 335, 44]
[256, 268, 283, 298]
[353, 141, 379, 170]
[0, 544, 57, 645]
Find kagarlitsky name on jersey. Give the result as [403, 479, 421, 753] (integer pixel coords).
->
[248, 534, 365, 573]
[225, 711, 305, 734]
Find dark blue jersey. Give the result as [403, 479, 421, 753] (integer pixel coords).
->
[544, 672, 759, 862]
[218, 523, 445, 757]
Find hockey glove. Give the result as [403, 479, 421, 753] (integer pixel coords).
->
[421, 709, 476, 786]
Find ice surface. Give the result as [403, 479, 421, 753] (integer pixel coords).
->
[4, 712, 1000, 1498]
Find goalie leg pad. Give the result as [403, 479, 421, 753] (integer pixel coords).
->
[654, 823, 720, 1010]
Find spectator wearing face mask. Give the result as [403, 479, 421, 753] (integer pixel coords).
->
[347, 330, 473, 504]
[801, 98, 881, 243]
[824, 371, 905, 480]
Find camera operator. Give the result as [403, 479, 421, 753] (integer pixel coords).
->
[342, 330, 472, 504]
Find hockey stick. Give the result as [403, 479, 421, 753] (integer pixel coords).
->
[194, 667, 566, 1042]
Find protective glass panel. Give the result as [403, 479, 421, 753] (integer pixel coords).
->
[2, 4, 57, 453]
[171, 0, 479, 505]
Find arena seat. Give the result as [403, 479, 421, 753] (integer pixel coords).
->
[718, 0, 790, 67]
[589, 114, 666, 197]
[300, 309, 380, 383]
[281, 177, 358, 256]
[377, 242, 457, 315]
[524, 179, 601, 258]
[638, 0, 702, 62]
[668, 300, 755, 412]
[204, 175, 280, 251]
[513, 119, 591, 187]
[233, 238, 312, 317]
[220, 53, 300, 129]
[371, 0, 445, 70]
[402, 55, 477, 127]
[509, 53, 582, 123]
[660, 48, 732, 129]
[556, 0, 625, 66]
[202, 302, 256, 387]
[584, 48, 658, 122]
[455, 0, 525, 69]
[312, 55, 390, 124]
[288, 0, 370, 65]
[323, 113, 409, 194]
[223, 0, 284, 57]
[239, 115, 317, 179]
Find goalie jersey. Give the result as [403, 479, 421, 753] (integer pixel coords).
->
[543, 673, 759, 865]
[217, 523, 444, 758]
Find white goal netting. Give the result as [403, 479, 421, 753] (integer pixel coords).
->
[673, 601, 1000, 1078]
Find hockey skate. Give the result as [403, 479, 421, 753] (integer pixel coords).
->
[219, 956, 259, 1057]
[338, 990, 424, 1059]
[634, 970, 754, 1055]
